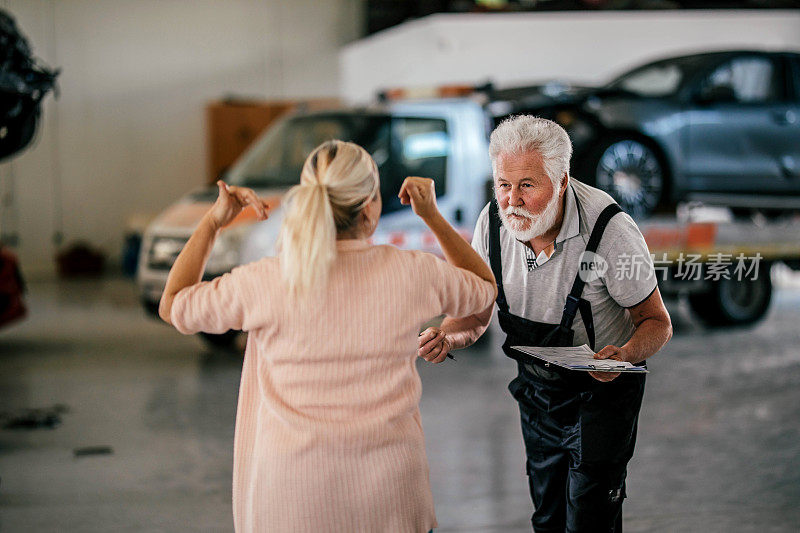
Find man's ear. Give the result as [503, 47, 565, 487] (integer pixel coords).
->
[560, 172, 569, 194]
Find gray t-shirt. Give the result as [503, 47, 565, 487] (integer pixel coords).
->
[472, 179, 657, 351]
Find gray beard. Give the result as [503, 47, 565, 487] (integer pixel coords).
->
[499, 191, 561, 242]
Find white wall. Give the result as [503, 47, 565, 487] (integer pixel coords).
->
[340, 10, 800, 103]
[1, 0, 362, 278]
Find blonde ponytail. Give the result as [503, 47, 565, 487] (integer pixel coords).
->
[279, 140, 378, 295]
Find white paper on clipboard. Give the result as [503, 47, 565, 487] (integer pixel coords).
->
[510, 344, 648, 373]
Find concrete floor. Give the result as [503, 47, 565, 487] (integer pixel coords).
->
[1, 275, 800, 532]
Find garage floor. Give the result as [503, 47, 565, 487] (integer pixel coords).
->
[1, 275, 800, 532]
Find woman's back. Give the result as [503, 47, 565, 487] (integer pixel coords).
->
[171, 239, 495, 532]
[161, 140, 496, 532]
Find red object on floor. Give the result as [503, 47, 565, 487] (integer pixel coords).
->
[0, 245, 26, 328]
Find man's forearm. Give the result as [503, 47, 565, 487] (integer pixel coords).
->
[622, 317, 672, 364]
[441, 314, 490, 351]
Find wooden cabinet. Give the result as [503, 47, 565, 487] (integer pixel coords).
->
[205, 98, 340, 184]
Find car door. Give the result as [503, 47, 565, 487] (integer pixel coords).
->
[378, 115, 450, 217]
[684, 53, 792, 195]
[369, 113, 454, 251]
[780, 54, 800, 184]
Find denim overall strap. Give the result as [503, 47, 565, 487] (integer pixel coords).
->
[488, 198, 510, 314]
[561, 202, 623, 350]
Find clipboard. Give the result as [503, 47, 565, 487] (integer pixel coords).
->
[511, 344, 648, 373]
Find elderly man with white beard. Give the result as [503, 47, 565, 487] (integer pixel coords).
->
[418, 116, 672, 532]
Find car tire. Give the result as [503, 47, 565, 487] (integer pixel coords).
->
[587, 138, 666, 219]
[199, 330, 241, 350]
[687, 267, 772, 327]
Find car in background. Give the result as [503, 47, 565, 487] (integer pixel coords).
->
[137, 99, 494, 347]
[492, 50, 800, 218]
[139, 51, 800, 348]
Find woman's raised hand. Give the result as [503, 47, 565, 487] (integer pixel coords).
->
[398, 177, 440, 221]
[207, 180, 270, 230]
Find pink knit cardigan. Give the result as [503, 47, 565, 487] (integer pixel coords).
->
[171, 239, 496, 532]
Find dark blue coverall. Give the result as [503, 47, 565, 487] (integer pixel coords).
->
[488, 199, 646, 533]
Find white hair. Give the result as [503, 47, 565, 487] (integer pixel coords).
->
[279, 140, 379, 296]
[488, 115, 572, 187]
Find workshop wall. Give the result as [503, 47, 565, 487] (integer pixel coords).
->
[1, 0, 362, 278]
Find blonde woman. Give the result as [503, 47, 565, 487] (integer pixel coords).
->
[159, 140, 496, 532]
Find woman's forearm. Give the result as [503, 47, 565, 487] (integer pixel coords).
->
[158, 214, 220, 324]
[424, 212, 495, 284]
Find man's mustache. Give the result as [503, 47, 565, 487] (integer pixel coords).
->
[503, 206, 535, 220]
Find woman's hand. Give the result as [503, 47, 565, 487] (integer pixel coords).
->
[207, 180, 270, 230]
[159, 180, 267, 326]
[398, 177, 440, 222]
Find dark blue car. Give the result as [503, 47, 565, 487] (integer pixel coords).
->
[494, 50, 800, 218]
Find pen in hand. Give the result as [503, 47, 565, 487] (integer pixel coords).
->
[418, 332, 456, 361]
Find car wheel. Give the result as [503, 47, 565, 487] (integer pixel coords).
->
[199, 330, 241, 351]
[592, 139, 665, 219]
[687, 267, 772, 327]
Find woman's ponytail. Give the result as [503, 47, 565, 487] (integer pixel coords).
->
[279, 140, 378, 296]
[279, 182, 336, 295]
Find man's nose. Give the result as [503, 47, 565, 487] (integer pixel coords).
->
[509, 186, 524, 206]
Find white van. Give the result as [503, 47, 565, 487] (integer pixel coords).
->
[137, 98, 494, 347]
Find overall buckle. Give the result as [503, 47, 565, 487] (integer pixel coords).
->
[561, 295, 580, 327]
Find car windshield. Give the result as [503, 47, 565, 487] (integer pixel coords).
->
[227, 113, 391, 189]
[605, 55, 710, 97]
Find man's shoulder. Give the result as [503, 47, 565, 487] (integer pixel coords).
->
[474, 201, 492, 236]
[571, 179, 616, 220]
[477, 201, 491, 223]
[471, 202, 493, 257]
[571, 179, 642, 237]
